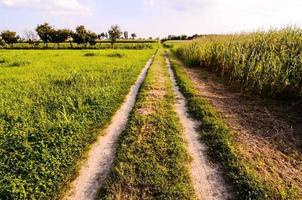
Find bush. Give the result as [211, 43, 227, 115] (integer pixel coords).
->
[107, 52, 125, 58]
[84, 52, 96, 57]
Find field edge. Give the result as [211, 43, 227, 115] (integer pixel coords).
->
[166, 50, 284, 199]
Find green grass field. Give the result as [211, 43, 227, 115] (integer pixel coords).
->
[0, 49, 155, 199]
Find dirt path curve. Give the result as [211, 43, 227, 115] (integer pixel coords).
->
[165, 56, 231, 200]
[64, 54, 155, 200]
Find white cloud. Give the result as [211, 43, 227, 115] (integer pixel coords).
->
[144, 0, 210, 12]
[2, 0, 38, 6]
[0, 0, 91, 15]
[198, 0, 302, 32]
[143, 0, 302, 35]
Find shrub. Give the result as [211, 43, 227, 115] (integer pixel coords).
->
[107, 52, 125, 58]
[84, 52, 96, 57]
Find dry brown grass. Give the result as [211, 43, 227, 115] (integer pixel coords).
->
[185, 66, 302, 198]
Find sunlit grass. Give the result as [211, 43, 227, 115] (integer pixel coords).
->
[0, 49, 154, 199]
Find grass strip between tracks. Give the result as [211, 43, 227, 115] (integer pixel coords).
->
[99, 49, 195, 199]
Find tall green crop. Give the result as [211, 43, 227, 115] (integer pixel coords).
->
[174, 27, 302, 98]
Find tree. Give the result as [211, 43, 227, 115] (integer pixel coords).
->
[36, 23, 53, 47]
[188, 34, 199, 40]
[181, 34, 188, 40]
[131, 33, 137, 39]
[87, 31, 98, 46]
[24, 30, 39, 47]
[71, 26, 97, 47]
[124, 31, 129, 40]
[99, 32, 106, 39]
[72, 25, 88, 47]
[0, 38, 4, 47]
[49, 29, 71, 48]
[1, 30, 19, 47]
[67, 35, 74, 48]
[108, 25, 122, 47]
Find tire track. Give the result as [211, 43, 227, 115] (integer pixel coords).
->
[63, 54, 156, 200]
[165, 55, 232, 200]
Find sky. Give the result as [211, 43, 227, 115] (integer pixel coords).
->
[0, 0, 302, 38]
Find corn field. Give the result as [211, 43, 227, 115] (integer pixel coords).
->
[174, 28, 302, 98]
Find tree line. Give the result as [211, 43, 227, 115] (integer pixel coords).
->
[0, 23, 139, 47]
[161, 34, 201, 42]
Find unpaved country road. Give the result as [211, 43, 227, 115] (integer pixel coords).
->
[63, 54, 155, 200]
[165, 55, 232, 200]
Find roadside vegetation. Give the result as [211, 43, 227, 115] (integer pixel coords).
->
[166, 50, 301, 199]
[0, 49, 155, 199]
[172, 27, 302, 99]
[100, 49, 195, 199]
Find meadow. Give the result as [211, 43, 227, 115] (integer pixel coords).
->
[171, 28, 302, 99]
[0, 49, 154, 199]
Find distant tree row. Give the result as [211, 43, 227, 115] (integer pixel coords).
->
[98, 31, 137, 40]
[168, 34, 188, 40]
[161, 34, 200, 42]
[0, 23, 139, 48]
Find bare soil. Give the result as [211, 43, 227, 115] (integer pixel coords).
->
[185, 67, 302, 196]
